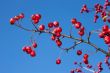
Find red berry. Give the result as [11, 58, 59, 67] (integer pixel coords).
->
[26, 46, 32, 54]
[80, 26, 85, 31]
[52, 28, 58, 34]
[32, 42, 37, 48]
[78, 31, 84, 36]
[51, 35, 56, 40]
[83, 58, 88, 64]
[31, 14, 36, 20]
[19, 13, 24, 19]
[99, 32, 104, 38]
[56, 39, 62, 46]
[56, 27, 62, 33]
[102, 25, 109, 31]
[76, 68, 82, 72]
[10, 18, 16, 25]
[84, 54, 89, 59]
[39, 25, 45, 31]
[77, 50, 82, 55]
[56, 58, 61, 64]
[22, 46, 27, 52]
[48, 22, 53, 28]
[14, 16, 20, 20]
[56, 33, 61, 37]
[30, 50, 36, 57]
[75, 22, 81, 29]
[71, 18, 77, 24]
[35, 14, 41, 20]
[70, 69, 74, 73]
[104, 36, 110, 44]
[53, 21, 59, 27]
[33, 19, 39, 24]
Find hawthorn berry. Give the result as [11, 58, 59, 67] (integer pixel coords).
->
[30, 50, 36, 57]
[35, 14, 41, 20]
[56, 58, 61, 64]
[56, 39, 62, 46]
[39, 25, 45, 31]
[83, 58, 88, 64]
[10, 18, 16, 25]
[53, 21, 59, 27]
[31, 14, 37, 20]
[99, 32, 104, 38]
[78, 30, 84, 36]
[77, 50, 82, 55]
[26, 46, 32, 54]
[71, 18, 77, 24]
[19, 13, 24, 19]
[14, 16, 20, 20]
[48, 22, 53, 28]
[104, 36, 110, 44]
[51, 35, 56, 40]
[33, 19, 39, 24]
[75, 22, 82, 29]
[83, 54, 89, 59]
[56, 33, 61, 37]
[56, 27, 62, 33]
[102, 25, 109, 31]
[22, 46, 27, 52]
[32, 42, 37, 48]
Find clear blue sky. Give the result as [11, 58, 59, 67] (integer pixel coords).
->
[0, 0, 110, 73]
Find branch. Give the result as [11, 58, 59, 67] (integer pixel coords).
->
[14, 23, 110, 56]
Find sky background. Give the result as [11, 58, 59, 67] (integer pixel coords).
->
[0, 0, 110, 73]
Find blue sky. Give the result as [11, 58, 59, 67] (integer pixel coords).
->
[0, 0, 110, 73]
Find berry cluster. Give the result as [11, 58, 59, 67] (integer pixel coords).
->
[80, 4, 89, 13]
[31, 14, 41, 24]
[10, 13, 24, 25]
[104, 55, 110, 68]
[71, 18, 85, 36]
[70, 68, 82, 73]
[95, 62, 103, 73]
[98, 25, 110, 44]
[22, 42, 37, 57]
[83, 54, 89, 64]
[48, 21, 62, 47]
[81, 0, 110, 23]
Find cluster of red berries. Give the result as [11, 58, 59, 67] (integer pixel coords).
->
[77, 50, 89, 64]
[104, 56, 110, 68]
[104, 0, 110, 9]
[70, 68, 82, 73]
[22, 42, 37, 57]
[81, 0, 110, 23]
[10, 13, 24, 25]
[95, 62, 103, 73]
[71, 18, 85, 36]
[31, 14, 45, 31]
[76, 50, 92, 68]
[83, 54, 89, 64]
[98, 25, 110, 44]
[94, 4, 103, 14]
[47, 21, 62, 47]
[80, 4, 89, 13]
[31, 14, 41, 24]
[56, 58, 61, 65]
